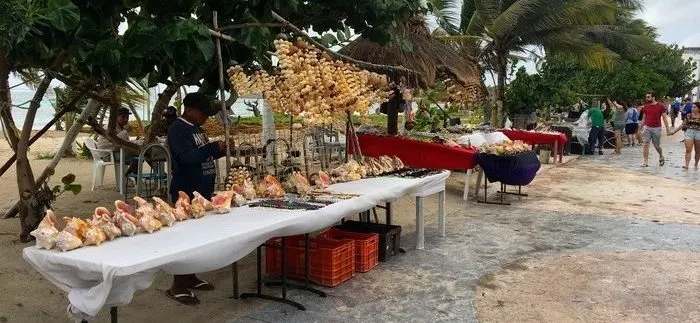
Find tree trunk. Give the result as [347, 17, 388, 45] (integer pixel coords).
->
[0, 50, 19, 151]
[0, 94, 80, 178]
[493, 52, 508, 128]
[145, 83, 179, 143]
[16, 72, 56, 241]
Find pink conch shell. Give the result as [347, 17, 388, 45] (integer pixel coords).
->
[242, 179, 256, 200]
[190, 191, 209, 218]
[152, 197, 177, 227]
[113, 200, 139, 236]
[91, 207, 121, 241]
[56, 231, 83, 252]
[56, 217, 87, 252]
[286, 171, 312, 195]
[133, 196, 162, 233]
[83, 224, 107, 246]
[30, 210, 59, 250]
[174, 191, 191, 221]
[193, 191, 213, 211]
[317, 170, 330, 189]
[212, 191, 234, 213]
[256, 175, 285, 198]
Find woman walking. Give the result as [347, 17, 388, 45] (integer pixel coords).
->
[609, 99, 626, 154]
[668, 102, 700, 170]
[625, 101, 640, 146]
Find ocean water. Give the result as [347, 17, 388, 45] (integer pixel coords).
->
[7, 88, 256, 130]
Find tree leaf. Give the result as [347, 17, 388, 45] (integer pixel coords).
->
[321, 33, 338, 47]
[52, 185, 61, 194]
[45, 0, 80, 32]
[336, 31, 347, 43]
[401, 39, 414, 53]
[61, 173, 75, 184]
[68, 184, 82, 195]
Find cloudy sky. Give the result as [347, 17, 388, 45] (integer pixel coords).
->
[636, 0, 700, 47]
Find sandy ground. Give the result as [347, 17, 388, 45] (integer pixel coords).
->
[475, 252, 700, 322]
[0, 129, 698, 322]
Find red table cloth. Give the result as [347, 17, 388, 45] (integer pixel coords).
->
[499, 129, 568, 145]
[500, 129, 568, 163]
[350, 134, 477, 170]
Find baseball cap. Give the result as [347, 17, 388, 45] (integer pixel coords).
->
[183, 93, 217, 117]
[118, 107, 131, 116]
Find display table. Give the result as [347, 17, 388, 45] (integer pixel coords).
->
[500, 129, 568, 163]
[475, 151, 541, 205]
[351, 134, 477, 200]
[23, 171, 449, 320]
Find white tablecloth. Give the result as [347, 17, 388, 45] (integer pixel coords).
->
[23, 171, 449, 318]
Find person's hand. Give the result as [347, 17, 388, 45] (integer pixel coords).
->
[216, 140, 227, 152]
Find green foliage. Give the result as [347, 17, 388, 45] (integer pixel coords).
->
[75, 140, 92, 159]
[34, 151, 57, 160]
[50, 173, 81, 200]
[508, 47, 697, 111]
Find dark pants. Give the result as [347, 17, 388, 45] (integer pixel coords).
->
[588, 126, 605, 152]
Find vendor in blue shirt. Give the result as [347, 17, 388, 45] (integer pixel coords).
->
[682, 97, 693, 121]
[166, 93, 226, 305]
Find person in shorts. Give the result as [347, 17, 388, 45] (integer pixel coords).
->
[610, 99, 626, 154]
[640, 91, 670, 167]
[624, 102, 639, 146]
[668, 102, 700, 170]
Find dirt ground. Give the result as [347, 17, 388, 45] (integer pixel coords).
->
[0, 129, 699, 322]
[475, 252, 700, 323]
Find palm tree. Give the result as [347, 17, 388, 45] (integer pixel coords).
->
[430, 0, 649, 126]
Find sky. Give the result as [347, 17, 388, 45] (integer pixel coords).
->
[635, 0, 700, 47]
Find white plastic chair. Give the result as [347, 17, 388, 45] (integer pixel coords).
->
[83, 137, 121, 191]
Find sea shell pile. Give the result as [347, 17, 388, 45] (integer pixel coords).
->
[478, 140, 532, 155]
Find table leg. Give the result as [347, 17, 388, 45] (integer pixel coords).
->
[240, 243, 305, 310]
[438, 190, 446, 237]
[110, 307, 117, 323]
[415, 196, 424, 250]
[119, 149, 124, 195]
[231, 262, 239, 299]
[474, 169, 484, 199]
[385, 202, 392, 225]
[553, 141, 558, 164]
[559, 141, 564, 163]
[463, 169, 473, 201]
[265, 234, 326, 297]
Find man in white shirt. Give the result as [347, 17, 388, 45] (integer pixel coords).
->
[96, 108, 132, 162]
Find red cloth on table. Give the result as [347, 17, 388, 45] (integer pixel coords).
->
[350, 134, 477, 170]
[500, 129, 568, 145]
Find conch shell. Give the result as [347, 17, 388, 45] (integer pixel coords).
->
[114, 200, 139, 236]
[174, 191, 191, 221]
[256, 175, 285, 198]
[91, 207, 122, 241]
[133, 196, 162, 233]
[56, 217, 87, 252]
[190, 191, 209, 218]
[316, 170, 330, 189]
[286, 171, 312, 195]
[83, 223, 107, 246]
[152, 197, 177, 227]
[211, 191, 234, 213]
[30, 210, 59, 250]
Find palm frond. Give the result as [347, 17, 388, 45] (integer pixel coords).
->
[493, 0, 617, 41]
[426, 0, 462, 34]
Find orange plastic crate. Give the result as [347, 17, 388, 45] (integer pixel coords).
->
[320, 228, 379, 273]
[265, 236, 356, 287]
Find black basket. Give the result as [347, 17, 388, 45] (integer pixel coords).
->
[335, 221, 401, 262]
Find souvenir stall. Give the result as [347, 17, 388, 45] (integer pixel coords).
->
[22, 32, 455, 322]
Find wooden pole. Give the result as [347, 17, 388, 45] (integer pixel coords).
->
[213, 11, 232, 177]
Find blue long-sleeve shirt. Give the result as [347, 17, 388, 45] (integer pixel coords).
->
[167, 118, 222, 201]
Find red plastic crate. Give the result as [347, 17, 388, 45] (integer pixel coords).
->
[264, 236, 356, 287]
[320, 228, 379, 273]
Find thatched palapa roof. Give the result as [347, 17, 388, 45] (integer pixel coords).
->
[339, 15, 482, 94]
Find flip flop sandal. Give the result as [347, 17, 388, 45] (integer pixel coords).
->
[166, 289, 200, 306]
[641, 164, 649, 168]
[682, 166, 688, 170]
[190, 280, 215, 291]
[659, 158, 666, 166]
